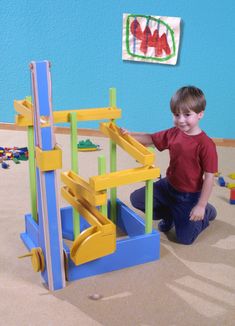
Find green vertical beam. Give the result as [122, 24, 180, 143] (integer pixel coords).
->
[145, 147, 154, 233]
[145, 179, 153, 233]
[70, 112, 80, 238]
[109, 88, 117, 224]
[27, 126, 37, 222]
[70, 112, 78, 173]
[98, 155, 108, 217]
[25, 95, 32, 102]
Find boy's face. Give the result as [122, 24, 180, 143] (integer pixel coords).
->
[173, 109, 204, 135]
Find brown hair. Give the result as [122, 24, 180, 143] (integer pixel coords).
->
[170, 86, 206, 114]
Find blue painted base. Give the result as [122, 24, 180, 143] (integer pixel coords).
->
[20, 199, 160, 283]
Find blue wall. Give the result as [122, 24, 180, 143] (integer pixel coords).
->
[1, 0, 235, 138]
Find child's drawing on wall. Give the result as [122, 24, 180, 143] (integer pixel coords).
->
[122, 14, 181, 65]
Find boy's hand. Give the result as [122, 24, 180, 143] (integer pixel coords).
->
[119, 127, 130, 135]
[189, 204, 205, 221]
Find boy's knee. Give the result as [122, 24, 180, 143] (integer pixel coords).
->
[130, 190, 145, 211]
[176, 232, 197, 245]
[177, 237, 195, 245]
[130, 191, 139, 208]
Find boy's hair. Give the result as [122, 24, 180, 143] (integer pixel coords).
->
[170, 86, 206, 114]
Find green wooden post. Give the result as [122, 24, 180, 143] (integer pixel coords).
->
[98, 155, 108, 217]
[109, 88, 117, 224]
[27, 126, 37, 222]
[145, 179, 153, 233]
[145, 147, 155, 233]
[70, 112, 80, 238]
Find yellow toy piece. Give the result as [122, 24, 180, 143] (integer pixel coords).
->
[228, 173, 235, 180]
[19, 247, 45, 272]
[100, 122, 155, 166]
[35, 145, 62, 171]
[14, 99, 33, 120]
[14, 99, 33, 126]
[15, 114, 33, 126]
[61, 186, 116, 265]
[226, 183, 235, 189]
[61, 170, 107, 206]
[90, 165, 160, 191]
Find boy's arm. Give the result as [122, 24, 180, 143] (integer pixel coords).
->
[120, 128, 153, 146]
[189, 172, 215, 221]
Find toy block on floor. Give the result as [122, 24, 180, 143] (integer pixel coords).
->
[228, 173, 235, 180]
[218, 176, 226, 187]
[230, 188, 235, 205]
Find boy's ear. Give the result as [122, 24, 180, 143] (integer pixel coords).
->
[198, 111, 204, 119]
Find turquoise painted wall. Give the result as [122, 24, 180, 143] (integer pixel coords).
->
[0, 0, 235, 138]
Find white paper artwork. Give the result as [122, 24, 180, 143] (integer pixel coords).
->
[122, 13, 181, 65]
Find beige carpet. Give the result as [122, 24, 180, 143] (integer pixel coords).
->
[0, 129, 235, 326]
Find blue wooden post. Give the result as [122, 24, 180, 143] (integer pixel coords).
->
[30, 61, 66, 291]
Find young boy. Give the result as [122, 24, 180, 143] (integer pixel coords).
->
[121, 86, 218, 245]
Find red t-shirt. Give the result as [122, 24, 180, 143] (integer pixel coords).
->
[151, 127, 218, 192]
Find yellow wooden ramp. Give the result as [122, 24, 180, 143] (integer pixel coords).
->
[90, 165, 160, 191]
[14, 99, 122, 126]
[61, 170, 107, 207]
[100, 122, 155, 165]
[61, 186, 116, 265]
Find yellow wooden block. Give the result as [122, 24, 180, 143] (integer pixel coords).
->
[14, 99, 33, 119]
[228, 173, 235, 180]
[100, 122, 155, 166]
[226, 183, 235, 189]
[61, 170, 107, 206]
[89, 166, 160, 191]
[15, 114, 33, 126]
[35, 145, 62, 171]
[53, 107, 122, 123]
[14, 99, 33, 126]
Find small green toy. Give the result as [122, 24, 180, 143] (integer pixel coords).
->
[77, 139, 100, 151]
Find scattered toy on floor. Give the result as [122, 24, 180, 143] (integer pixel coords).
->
[228, 173, 235, 180]
[1, 161, 10, 169]
[0, 146, 28, 169]
[88, 293, 103, 301]
[217, 175, 235, 189]
[216, 173, 235, 205]
[217, 176, 226, 187]
[77, 139, 100, 151]
[230, 188, 235, 205]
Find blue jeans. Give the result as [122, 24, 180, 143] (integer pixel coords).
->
[130, 177, 213, 244]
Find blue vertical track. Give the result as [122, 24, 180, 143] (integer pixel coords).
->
[31, 61, 66, 291]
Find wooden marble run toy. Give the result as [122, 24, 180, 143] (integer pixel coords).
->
[16, 61, 161, 291]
